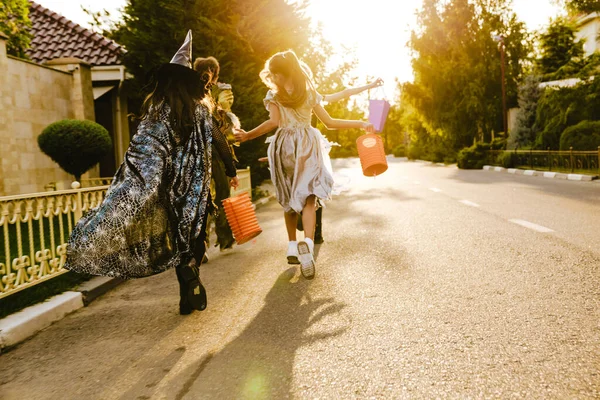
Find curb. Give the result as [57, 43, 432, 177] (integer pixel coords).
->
[77, 276, 125, 306]
[483, 165, 597, 181]
[0, 291, 83, 352]
[0, 276, 124, 352]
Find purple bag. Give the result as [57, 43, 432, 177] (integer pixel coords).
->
[368, 99, 391, 132]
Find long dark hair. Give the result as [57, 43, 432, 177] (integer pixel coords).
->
[139, 64, 209, 141]
[260, 50, 315, 109]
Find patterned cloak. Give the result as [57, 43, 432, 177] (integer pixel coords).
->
[65, 103, 235, 279]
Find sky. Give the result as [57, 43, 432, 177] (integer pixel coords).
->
[36, 0, 564, 99]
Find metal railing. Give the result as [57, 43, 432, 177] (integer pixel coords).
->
[80, 177, 114, 187]
[80, 168, 252, 198]
[0, 187, 109, 299]
[0, 168, 252, 299]
[487, 147, 600, 176]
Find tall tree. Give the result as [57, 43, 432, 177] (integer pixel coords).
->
[403, 0, 530, 157]
[509, 74, 542, 148]
[104, 0, 314, 185]
[564, 0, 600, 13]
[535, 17, 584, 78]
[0, 0, 32, 58]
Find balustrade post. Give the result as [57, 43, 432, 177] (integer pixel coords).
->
[74, 190, 83, 222]
[570, 147, 574, 173]
[529, 149, 533, 169]
[547, 147, 551, 171]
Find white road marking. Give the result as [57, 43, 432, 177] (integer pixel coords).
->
[508, 219, 554, 233]
[459, 200, 480, 207]
[429, 187, 442, 193]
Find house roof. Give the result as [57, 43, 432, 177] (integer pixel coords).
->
[26, 1, 125, 66]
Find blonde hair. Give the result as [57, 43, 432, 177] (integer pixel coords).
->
[259, 50, 315, 109]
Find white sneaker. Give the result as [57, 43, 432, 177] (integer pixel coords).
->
[287, 241, 300, 264]
[298, 239, 315, 279]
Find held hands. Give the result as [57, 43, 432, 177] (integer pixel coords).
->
[229, 176, 239, 189]
[233, 128, 248, 143]
[362, 122, 376, 133]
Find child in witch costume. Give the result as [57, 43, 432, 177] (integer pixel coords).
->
[64, 31, 238, 315]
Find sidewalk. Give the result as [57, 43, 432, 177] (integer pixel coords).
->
[483, 165, 598, 181]
[0, 183, 277, 353]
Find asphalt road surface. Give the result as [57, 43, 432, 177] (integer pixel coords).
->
[1, 158, 599, 399]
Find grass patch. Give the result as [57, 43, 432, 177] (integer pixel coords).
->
[0, 271, 91, 319]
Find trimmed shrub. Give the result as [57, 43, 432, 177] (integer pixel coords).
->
[559, 120, 600, 150]
[457, 143, 490, 169]
[490, 137, 507, 150]
[500, 152, 515, 168]
[392, 144, 406, 157]
[406, 144, 422, 160]
[38, 119, 112, 181]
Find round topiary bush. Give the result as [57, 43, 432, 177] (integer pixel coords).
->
[38, 119, 112, 181]
[559, 120, 600, 151]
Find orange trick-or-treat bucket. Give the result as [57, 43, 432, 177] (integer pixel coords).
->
[356, 133, 388, 177]
[222, 192, 262, 245]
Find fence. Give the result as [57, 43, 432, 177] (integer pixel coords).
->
[487, 147, 600, 176]
[0, 187, 109, 299]
[0, 168, 253, 299]
[81, 168, 252, 198]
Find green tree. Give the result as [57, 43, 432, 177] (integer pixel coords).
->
[402, 0, 530, 159]
[100, 0, 314, 186]
[564, 0, 600, 13]
[509, 74, 542, 148]
[535, 17, 584, 78]
[0, 0, 32, 58]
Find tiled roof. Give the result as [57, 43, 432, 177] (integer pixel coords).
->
[26, 1, 125, 66]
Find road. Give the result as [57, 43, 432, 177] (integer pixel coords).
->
[1, 158, 599, 399]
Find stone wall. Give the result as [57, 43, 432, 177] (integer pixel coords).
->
[0, 35, 98, 196]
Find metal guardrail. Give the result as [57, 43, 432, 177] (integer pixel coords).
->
[487, 147, 600, 175]
[0, 168, 252, 299]
[0, 187, 109, 299]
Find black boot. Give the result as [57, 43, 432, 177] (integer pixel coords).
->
[177, 260, 207, 312]
[176, 267, 193, 315]
[314, 207, 324, 244]
[296, 211, 304, 232]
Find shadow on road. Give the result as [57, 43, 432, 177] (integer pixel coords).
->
[172, 270, 349, 399]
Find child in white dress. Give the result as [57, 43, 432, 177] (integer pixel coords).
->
[235, 50, 375, 279]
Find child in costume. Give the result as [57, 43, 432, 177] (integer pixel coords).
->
[65, 31, 238, 315]
[296, 77, 385, 243]
[235, 50, 375, 279]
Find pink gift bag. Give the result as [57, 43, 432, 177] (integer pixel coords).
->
[368, 99, 391, 132]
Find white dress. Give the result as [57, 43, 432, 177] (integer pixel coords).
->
[264, 89, 334, 213]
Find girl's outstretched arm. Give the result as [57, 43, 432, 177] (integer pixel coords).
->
[322, 78, 383, 103]
[234, 103, 280, 143]
[313, 104, 375, 133]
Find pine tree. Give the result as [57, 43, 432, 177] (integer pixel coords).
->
[509, 75, 542, 148]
